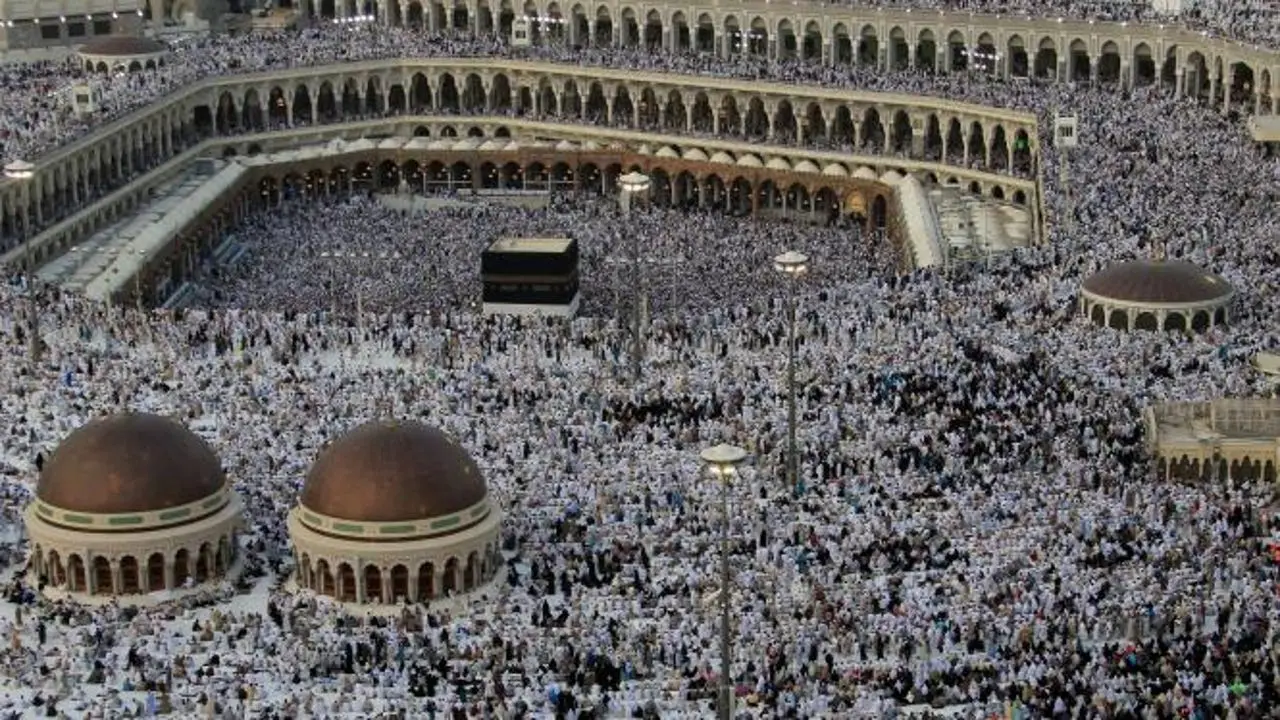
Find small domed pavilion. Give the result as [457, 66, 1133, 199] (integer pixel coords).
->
[1079, 260, 1233, 332]
[78, 36, 167, 74]
[288, 420, 502, 605]
[24, 412, 243, 599]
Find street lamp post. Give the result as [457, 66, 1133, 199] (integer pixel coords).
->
[617, 171, 651, 379]
[700, 443, 747, 720]
[773, 250, 808, 493]
[5, 159, 39, 364]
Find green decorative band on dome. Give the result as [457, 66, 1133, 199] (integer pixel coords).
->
[296, 496, 494, 542]
[379, 524, 417, 535]
[30, 485, 233, 533]
[107, 515, 144, 526]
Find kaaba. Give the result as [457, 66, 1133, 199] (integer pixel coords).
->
[481, 237, 580, 317]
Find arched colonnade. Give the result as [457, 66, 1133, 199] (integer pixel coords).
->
[31, 533, 237, 595]
[111, 147, 898, 308]
[293, 543, 502, 603]
[198, 67, 1037, 179]
[0, 60, 1034, 262]
[291, 2, 1277, 114]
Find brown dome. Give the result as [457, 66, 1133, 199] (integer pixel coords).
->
[1081, 260, 1233, 305]
[37, 413, 225, 515]
[78, 36, 166, 56]
[301, 421, 486, 523]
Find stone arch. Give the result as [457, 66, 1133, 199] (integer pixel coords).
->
[871, 194, 887, 229]
[772, 100, 796, 142]
[862, 107, 885, 152]
[1229, 62, 1254, 110]
[723, 15, 741, 54]
[1035, 37, 1058, 79]
[364, 565, 383, 602]
[1164, 312, 1187, 332]
[803, 102, 825, 144]
[292, 85, 313, 125]
[989, 126, 1009, 172]
[663, 89, 687, 132]
[1098, 40, 1122, 84]
[890, 110, 912, 153]
[619, 6, 639, 48]
[946, 30, 967, 71]
[831, 106, 854, 147]
[173, 548, 191, 586]
[1090, 304, 1106, 326]
[437, 73, 460, 112]
[915, 29, 935, 72]
[744, 96, 768, 139]
[888, 26, 909, 70]
[694, 12, 713, 53]
[337, 562, 356, 602]
[1136, 43, 1157, 86]
[464, 551, 480, 590]
[119, 556, 141, 593]
[1069, 38, 1091, 81]
[410, 73, 431, 111]
[267, 86, 288, 126]
[923, 114, 943, 160]
[834, 23, 853, 64]
[241, 88, 264, 130]
[973, 32, 998, 74]
[612, 85, 635, 127]
[1008, 35, 1028, 77]
[594, 5, 612, 46]
[490, 73, 512, 111]
[643, 8, 661, 50]
[417, 561, 435, 600]
[92, 556, 112, 595]
[195, 542, 212, 581]
[562, 79, 582, 117]
[390, 564, 409, 601]
[443, 557, 460, 594]
[967, 121, 985, 166]
[461, 73, 486, 112]
[748, 16, 768, 57]
[802, 20, 822, 62]
[68, 554, 86, 592]
[314, 559, 333, 595]
[315, 81, 337, 121]
[859, 24, 879, 67]
[776, 19, 796, 61]
[388, 83, 407, 114]
[47, 550, 65, 586]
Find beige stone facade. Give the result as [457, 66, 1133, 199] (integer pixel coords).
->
[1145, 399, 1280, 483]
[25, 485, 244, 596]
[288, 497, 502, 604]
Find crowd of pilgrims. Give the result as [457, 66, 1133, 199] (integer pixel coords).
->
[0, 0, 1277, 168]
[0, 9, 1275, 720]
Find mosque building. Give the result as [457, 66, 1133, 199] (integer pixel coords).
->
[288, 420, 503, 605]
[24, 412, 244, 599]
